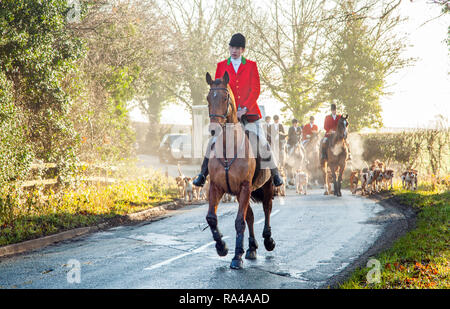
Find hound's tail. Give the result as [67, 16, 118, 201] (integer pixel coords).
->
[177, 163, 184, 177]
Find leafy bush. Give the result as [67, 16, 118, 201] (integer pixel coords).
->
[0, 0, 85, 178]
[359, 130, 450, 176]
[0, 167, 177, 246]
[0, 71, 33, 185]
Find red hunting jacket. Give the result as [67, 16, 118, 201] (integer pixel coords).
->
[324, 114, 341, 136]
[302, 123, 318, 140]
[215, 56, 262, 122]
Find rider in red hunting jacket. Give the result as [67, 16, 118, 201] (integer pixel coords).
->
[193, 33, 283, 187]
[321, 104, 352, 160]
[324, 112, 341, 136]
[215, 55, 262, 122]
[302, 116, 319, 142]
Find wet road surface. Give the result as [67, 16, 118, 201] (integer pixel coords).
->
[0, 188, 391, 289]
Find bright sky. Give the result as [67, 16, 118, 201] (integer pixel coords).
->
[130, 0, 450, 129]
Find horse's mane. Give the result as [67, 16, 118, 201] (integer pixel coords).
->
[227, 84, 237, 114]
[226, 84, 238, 123]
[329, 117, 347, 148]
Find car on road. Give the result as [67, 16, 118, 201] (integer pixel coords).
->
[158, 133, 192, 163]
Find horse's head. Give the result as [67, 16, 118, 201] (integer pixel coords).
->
[337, 114, 349, 139]
[206, 71, 235, 126]
[310, 131, 320, 142]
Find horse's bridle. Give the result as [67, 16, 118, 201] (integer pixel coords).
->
[208, 87, 231, 121]
[338, 118, 348, 139]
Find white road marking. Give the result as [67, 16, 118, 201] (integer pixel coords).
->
[144, 236, 230, 271]
[255, 209, 280, 225]
[144, 209, 281, 271]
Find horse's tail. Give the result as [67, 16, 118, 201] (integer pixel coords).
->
[250, 187, 265, 203]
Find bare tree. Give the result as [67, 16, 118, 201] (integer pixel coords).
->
[68, 0, 176, 161]
[243, 0, 332, 122]
[157, 0, 235, 110]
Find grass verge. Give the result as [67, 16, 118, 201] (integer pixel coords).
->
[340, 183, 449, 289]
[0, 170, 178, 247]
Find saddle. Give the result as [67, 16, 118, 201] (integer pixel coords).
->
[209, 121, 266, 192]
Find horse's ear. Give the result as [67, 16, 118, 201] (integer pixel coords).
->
[223, 71, 229, 85]
[206, 72, 213, 85]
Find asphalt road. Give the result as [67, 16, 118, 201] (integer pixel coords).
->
[0, 187, 395, 289]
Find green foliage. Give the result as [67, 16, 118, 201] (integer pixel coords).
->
[360, 130, 450, 175]
[0, 0, 84, 175]
[279, 64, 322, 124]
[320, 1, 410, 132]
[0, 168, 178, 246]
[340, 187, 450, 289]
[0, 72, 33, 185]
[69, 3, 163, 162]
[323, 19, 385, 131]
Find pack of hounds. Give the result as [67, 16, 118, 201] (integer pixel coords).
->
[175, 164, 206, 202]
[176, 173, 236, 203]
[175, 161, 418, 202]
[350, 159, 418, 195]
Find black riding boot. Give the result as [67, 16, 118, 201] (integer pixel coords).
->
[193, 157, 209, 187]
[271, 167, 283, 187]
[260, 143, 283, 187]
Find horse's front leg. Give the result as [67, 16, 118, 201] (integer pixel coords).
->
[337, 167, 345, 197]
[261, 180, 276, 252]
[206, 182, 228, 257]
[231, 181, 251, 269]
[330, 166, 338, 196]
[245, 205, 258, 260]
[322, 163, 329, 195]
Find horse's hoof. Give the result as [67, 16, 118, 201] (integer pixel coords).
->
[264, 238, 276, 251]
[337, 192, 342, 197]
[324, 191, 329, 195]
[245, 249, 257, 260]
[230, 258, 243, 269]
[216, 241, 228, 257]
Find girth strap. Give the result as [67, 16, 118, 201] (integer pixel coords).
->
[217, 154, 237, 194]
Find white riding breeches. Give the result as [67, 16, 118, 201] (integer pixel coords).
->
[206, 119, 278, 169]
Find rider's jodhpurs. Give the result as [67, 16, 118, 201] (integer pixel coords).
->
[202, 120, 279, 172]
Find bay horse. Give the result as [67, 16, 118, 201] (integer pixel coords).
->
[320, 115, 349, 196]
[205, 71, 276, 269]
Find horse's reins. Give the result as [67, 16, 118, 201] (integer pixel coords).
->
[208, 87, 237, 194]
